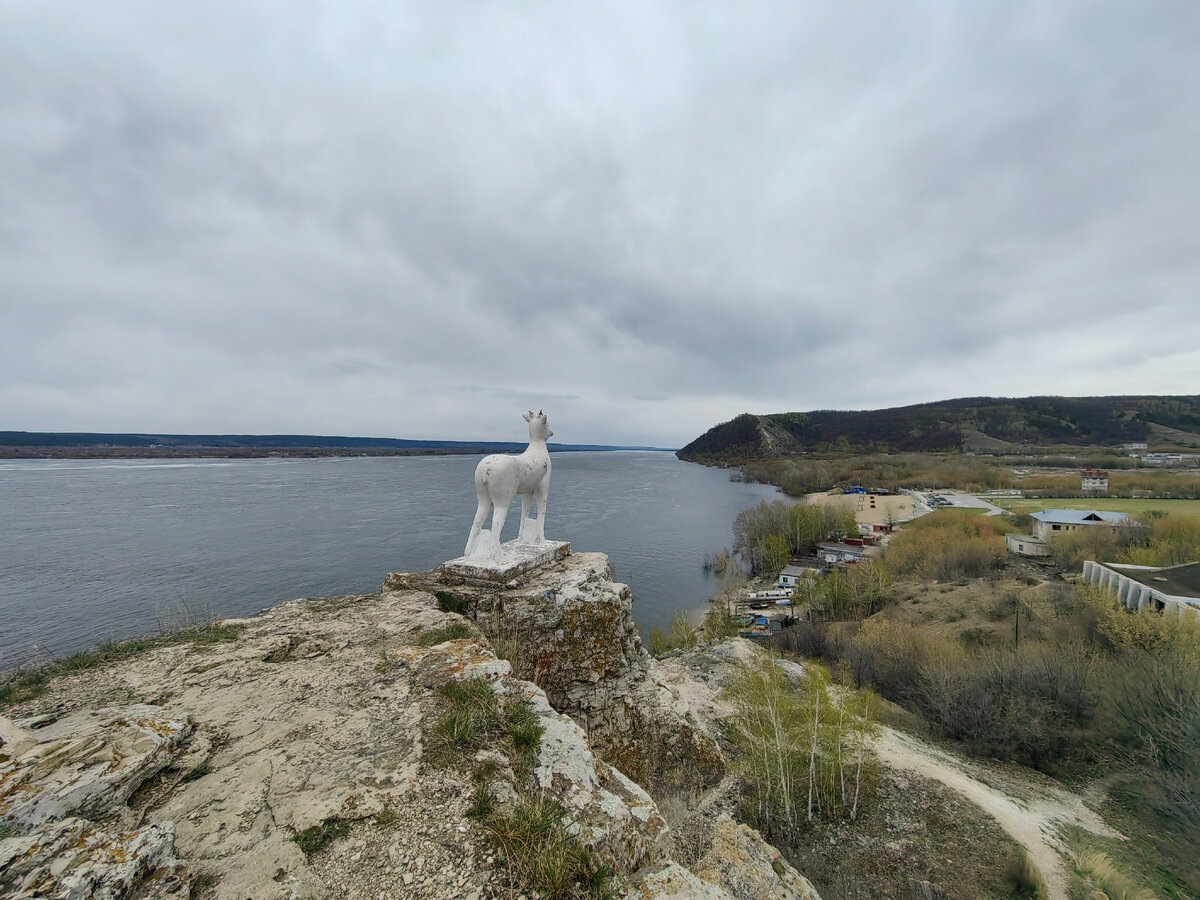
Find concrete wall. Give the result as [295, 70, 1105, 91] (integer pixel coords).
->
[1081, 560, 1200, 618]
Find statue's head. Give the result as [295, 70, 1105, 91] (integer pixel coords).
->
[522, 409, 553, 440]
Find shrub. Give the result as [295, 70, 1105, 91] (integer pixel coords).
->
[724, 659, 877, 847]
[1002, 848, 1046, 898]
[1047, 526, 1141, 570]
[484, 793, 615, 900]
[702, 606, 742, 641]
[774, 618, 829, 660]
[1099, 655, 1200, 890]
[846, 618, 959, 704]
[1119, 515, 1200, 567]
[916, 642, 1094, 771]
[410, 621, 475, 647]
[649, 609, 699, 655]
[293, 818, 350, 857]
[884, 511, 1006, 581]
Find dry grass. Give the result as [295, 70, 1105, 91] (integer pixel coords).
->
[878, 577, 1066, 648]
[0, 621, 245, 708]
[990, 497, 1200, 518]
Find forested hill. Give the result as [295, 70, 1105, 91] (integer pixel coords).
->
[677, 395, 1200, 461]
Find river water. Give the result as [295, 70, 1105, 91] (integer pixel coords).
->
[0, 452, 779, 668]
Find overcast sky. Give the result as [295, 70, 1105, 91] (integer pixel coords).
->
[2, 2, 1198, 447]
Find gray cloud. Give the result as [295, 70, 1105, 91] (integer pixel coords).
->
[2, 1, 1198, 447]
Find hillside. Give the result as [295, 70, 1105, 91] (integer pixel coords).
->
[677, 395, 1200, 461]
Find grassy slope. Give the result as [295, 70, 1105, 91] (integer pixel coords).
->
[991, 496, 1200, 518]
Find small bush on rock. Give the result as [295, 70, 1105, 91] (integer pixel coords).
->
[410, 621, 475, 647]
[485, 793, 615, 900]
[293, 818, 350, 857]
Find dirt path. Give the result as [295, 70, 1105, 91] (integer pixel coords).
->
[874, 726, 1122, 900]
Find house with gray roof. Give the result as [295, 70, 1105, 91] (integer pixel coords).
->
[778, 562, 820, 589]
[1030, 509, 1132, 541]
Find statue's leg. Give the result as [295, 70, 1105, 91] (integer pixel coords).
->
[465, 494, 492, 558]
[533, 481, 549, 542]
[487, 502, 509, 557]
[518, 493, 535, 542]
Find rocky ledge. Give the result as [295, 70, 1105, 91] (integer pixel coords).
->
[1, 551, 819, 900]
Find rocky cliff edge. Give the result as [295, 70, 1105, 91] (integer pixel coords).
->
[1, 551, 818, 900]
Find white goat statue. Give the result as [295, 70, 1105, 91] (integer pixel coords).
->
[463, 410, 553, 561]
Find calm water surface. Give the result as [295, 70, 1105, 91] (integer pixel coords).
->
[0, 452, 779, 667]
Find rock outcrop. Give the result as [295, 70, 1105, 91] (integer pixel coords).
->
[1, 705, 193, 898]
[1, 552, 820, 900]
[393, 637, 668, 874]
[386, 552, 726, 794]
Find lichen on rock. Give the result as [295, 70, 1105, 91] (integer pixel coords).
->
[388, 551, 727, 795]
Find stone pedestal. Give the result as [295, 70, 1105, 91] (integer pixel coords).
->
[439, 540, 571, 586]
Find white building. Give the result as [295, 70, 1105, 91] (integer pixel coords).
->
[1081, 560, 1200, 617]
[1081, 469, 1109, 493]
[1029, 509, 1131, 541]
[1006, 534, 1049, 557]
[778, 563, 819, 589]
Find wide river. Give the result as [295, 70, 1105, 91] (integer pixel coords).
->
[0, 452, 780, 668]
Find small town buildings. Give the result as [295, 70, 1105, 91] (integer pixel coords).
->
[1081, 468, 1109, 493]
[816, 541, 868, 564]
[778, 562, 819, 589]
[1122, 442, 1148, 451]
[1139, 453, 1199, 466]
[1030, 509, 1131, 541]
[1082, 559, 1200, 617]
[1006, 533, 1049, 557]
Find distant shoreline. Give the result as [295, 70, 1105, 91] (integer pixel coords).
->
[0, 445, 676, 461]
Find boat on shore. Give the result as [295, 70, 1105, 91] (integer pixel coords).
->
[744, 588, 793, 609]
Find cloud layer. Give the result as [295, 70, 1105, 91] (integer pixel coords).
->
[2, 2, 1198, 446]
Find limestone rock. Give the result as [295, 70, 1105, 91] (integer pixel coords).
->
[0, 816, 183, 900]
[1, 563, 821, 899]
[622, 862, 733, 899]
[694, 814, 821, 900]
[390, 552, 726, 794]
[0, 715, 34, 755]
[0, 705, 192, 828]
[391, 637, 512, 684]
[397, 638, 670, 874]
